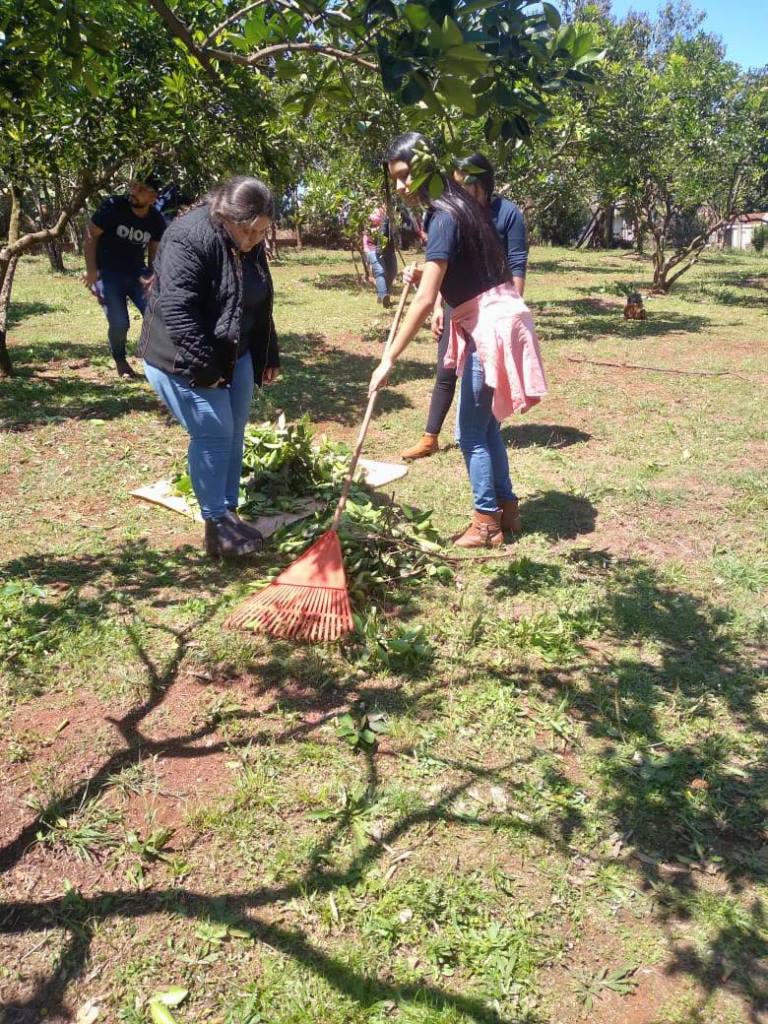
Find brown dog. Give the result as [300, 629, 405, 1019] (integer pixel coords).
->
[624, 292, 646, 320]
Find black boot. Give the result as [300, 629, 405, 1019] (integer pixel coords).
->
[204, 512, 262, 559]
[115, 358, 138, 379]
[225, 507, 265, 547]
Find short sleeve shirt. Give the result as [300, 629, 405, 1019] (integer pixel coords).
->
[424, 208, 500, 308]
[91, 196, 166, 273]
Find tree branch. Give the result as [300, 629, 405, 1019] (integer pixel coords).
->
[202, 0, 301, 48]
[0, 166, 118, 263]
[207, 41, 377, 70]
[145, 0, 218, 74]
[147, 0, 377, 72]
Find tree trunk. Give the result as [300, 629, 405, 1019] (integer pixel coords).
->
[68, 217, 84, 255]
[0, 166, 116, 376]
[295, 218, 302, 250]
[603, 203, 614, 248]
[270, 221, 279, 260]
[8, 183, 22, 247]
[37, 186, 66, 272]
[0, 256, 18, 377]
[349, 244, 364, 285]
[0, 184, 23, 376]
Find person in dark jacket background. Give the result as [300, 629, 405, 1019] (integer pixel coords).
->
[139, 176, 280, 559]
[400, 153, 528, 466]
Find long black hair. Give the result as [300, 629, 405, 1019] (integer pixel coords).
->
[385, 132, 508, 288]
[456, 152, 495, 201]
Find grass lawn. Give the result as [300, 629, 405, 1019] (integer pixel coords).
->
[1, 244, 767, 1024]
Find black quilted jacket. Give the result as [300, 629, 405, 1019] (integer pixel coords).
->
[139, 204, 279, 387]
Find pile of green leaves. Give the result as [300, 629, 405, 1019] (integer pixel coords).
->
[270, 492, 452, 603]
[172, 414, 350, 516]
[240, 414, 349, 516]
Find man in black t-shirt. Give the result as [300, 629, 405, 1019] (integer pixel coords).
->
[83, 174, 166, 378]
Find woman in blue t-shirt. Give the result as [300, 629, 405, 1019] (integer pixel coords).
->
[369, 133, 543, 549]
[401, 153, 528, 495]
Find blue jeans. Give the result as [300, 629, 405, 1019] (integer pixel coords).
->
[458, 347, 516, 513]
[144, 351, 255, 520]
[365, 251, 390, 300]
[100, 268, 147, 360]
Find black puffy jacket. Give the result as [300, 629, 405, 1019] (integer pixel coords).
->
[138, 204, 279, 387]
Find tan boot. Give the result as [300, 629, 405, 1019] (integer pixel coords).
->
[453, 510, 504, 549]
[500, 498, 522, 535]
[401, 433, 439, 461]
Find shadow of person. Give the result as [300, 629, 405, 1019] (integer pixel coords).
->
[521, 490, 597, 540]
[501, 423, 591, 450]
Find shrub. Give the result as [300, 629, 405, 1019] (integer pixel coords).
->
[751, 224, 768, 254]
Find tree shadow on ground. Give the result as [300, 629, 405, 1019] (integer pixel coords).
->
[0, 370, 159, 431]
[673, 280, 768, 311]
[501, 423, 591, 450]
[529, 258, 641, 277]
[300, 271, 370, 293]
[2, 541, 767, 1021]
[535, 299, 711, 342]
[0, 542, 551, 1024]
[275, 331, 433, 426]
[7, 301, 62, 328]
[520, 490, 597, 539]
[479, 546, 768, 1018]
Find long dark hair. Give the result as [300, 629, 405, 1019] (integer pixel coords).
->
[205, 175, 274, 224]
[385, 132, 508, 288]
[456, 152, 495, 201]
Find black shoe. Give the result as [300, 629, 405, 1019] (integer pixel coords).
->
[115, 358, 138, 379]
[382, 295, 392, 309]
[225, 508, 265, 547]
[204, 512, 262, 559]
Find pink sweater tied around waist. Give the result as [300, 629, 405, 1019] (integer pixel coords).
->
[444, 281, 548, 421]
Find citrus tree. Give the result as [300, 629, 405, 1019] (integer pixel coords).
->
[0, 0, 276, 376]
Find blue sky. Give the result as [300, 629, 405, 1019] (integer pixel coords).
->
[609, 0, 768, 69]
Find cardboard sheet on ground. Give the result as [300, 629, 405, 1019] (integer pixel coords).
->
[358, 458, 408, 487]
[130, 458, 407, 534]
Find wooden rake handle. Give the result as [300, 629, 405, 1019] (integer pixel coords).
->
[330, 280, 412, 533]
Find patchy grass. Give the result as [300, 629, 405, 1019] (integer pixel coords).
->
[1, 246, 767, 1024]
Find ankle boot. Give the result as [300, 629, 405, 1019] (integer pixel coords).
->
[205, 512, 263, 559]
[401, 433, 439, 461]
[453, 510, 504, 549]
[500, 498, 522, 535]
[226, 508, 265, 547]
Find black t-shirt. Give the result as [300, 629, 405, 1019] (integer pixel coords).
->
[424, 207, 504, 308]
[238, 254, 269, 357]
[91, 196, 166, 273]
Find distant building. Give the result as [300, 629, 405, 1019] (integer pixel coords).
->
[722, 212, 768, 251]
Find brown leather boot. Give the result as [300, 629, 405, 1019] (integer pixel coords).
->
[500, 498, 522, 535]
[453, 510, 503, 549]
[401, 433, 439, 461]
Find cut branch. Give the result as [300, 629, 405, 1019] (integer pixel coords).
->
[567, 356, 730, 378]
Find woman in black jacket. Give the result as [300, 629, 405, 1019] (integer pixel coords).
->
[140, 176, 280, 558]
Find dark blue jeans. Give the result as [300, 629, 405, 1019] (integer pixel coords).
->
[100, 268, 147, 360]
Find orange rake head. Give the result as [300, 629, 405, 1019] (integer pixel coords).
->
[225, 530, 354, 643]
